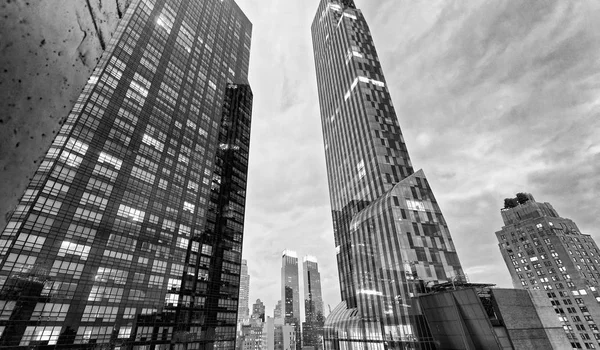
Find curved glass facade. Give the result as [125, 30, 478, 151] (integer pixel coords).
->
[311, 1, 464, 349]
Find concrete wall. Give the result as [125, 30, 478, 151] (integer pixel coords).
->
[0, 0, 133, 229]
[491, 289, 571, 350]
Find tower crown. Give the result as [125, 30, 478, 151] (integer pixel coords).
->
[500, 193, 559, 225]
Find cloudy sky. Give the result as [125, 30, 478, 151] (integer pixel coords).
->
[234, 0, 600, 315]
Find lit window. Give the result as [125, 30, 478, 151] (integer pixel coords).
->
[202, 245, 213, 256]
[142, 134, 164, 152]
[165, 293, 179, 306]
[117, 204, 145, 222]
[59, 151, 83, 168]
[31, 303, 70, 322]
[95, 267, 128, 284]
[167, 278, 181, 290]
[20, 326, 62, 346]
[65, 138, 89, 155]
[178, 154, 189, 164]
[98, 152, 123, 170]
[58, 241, 91, 260]
[176, 237, 189, 249]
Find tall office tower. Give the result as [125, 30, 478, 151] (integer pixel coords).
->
[0, 0, 253, 348]
[302, 256, 325, 350]
[281, 250, 301, 324]
[238, 260, 251, 325]
[281, 250, 301, 350]
[252, 299, 266, 322]
[311, 1, 465, 349]
[496, 193, 600, 349]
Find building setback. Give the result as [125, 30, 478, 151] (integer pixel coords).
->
[311, 0, 464, 349]
[302, 256, 325, 350]
[496, 193, 600, 349]
[0, 0, 252, 348]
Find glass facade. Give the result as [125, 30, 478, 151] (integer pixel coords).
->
[496, 195, 600, 349]
[0, 0, 252, 349]
[281, 250, 301, 350]
[311, 1, 464, 349]
[302, 256, 324, 350]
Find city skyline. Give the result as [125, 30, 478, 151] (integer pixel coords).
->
[1, 0, 599, 336]
[236, 0, 600, 314]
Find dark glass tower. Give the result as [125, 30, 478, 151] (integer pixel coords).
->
[302, 256, 324, 350]
[496, 194, 600, 349]
[281, 250, 301, 350]
[311, 1, 464, 349]
[0, 0, 252, 348]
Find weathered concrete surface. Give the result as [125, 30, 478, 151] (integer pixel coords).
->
[492, 289, 572, 350]
[0, 0, 133, 229]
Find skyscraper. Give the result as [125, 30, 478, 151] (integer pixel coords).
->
[238, 259, 251, 326]
[252, 299, 266, 323]
[0, 0, 252, 348]
[302, 256, 325, 350]
[281, 250, 301, 350]
[311, 1, 464, 348]
[496, 193, 600, 349]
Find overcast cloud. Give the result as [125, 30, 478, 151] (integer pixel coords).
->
[235, 0, 600, 315]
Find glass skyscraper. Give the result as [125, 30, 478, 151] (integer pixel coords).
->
[496, 193, 600, 349]
[302, 256, 324, 350]
[311, 1, 464, 349]
[0, 0, 252, 348]
[281, 250, 301, 350]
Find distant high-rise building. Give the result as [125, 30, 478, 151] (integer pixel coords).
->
[240, 300, 266, 350]
[281, 250, 301, 350]
[302, 256, 325, 350]
[496, 193, 600, 349]
[311, 0, 464, 348]
[274, 299, 283, 321]
[281, 250, 301, 324]
[239, 259, 251, 324]
[252, 299, 266, 322]
[241, 320, 264, 350]
[0, 0, 252, 348]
